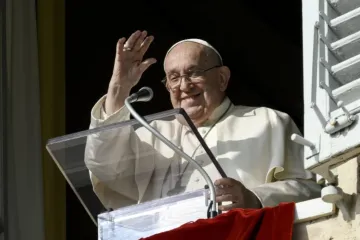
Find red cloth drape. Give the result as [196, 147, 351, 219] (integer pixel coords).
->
[141, 202, 295, 240]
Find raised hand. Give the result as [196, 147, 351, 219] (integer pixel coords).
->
[106, 30, 156, 114]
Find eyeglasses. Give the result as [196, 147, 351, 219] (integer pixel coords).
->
[161, 65, 222, 91]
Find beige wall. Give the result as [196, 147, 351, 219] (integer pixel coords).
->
[293, 157, 360, 239]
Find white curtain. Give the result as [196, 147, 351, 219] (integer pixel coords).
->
[0, 0, 45, 239]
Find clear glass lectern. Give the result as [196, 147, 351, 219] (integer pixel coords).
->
[46, 108, 224, 239]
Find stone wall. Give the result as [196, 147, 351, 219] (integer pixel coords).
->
[293, 157, 360, 239]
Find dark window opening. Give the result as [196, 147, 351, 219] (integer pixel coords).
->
[65, 1, 303, 239]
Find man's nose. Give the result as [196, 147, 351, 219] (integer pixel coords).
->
[179, 76, 193, 91]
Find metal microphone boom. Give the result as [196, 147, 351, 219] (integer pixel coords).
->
[124, 86, 218, 217]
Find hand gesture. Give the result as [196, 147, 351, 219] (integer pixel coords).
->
[106, 30, 156, 114]
[110, 30, 156, 88]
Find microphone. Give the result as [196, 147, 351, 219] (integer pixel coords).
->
[128, 87, 154, 103]
[124, 87, 218, 218]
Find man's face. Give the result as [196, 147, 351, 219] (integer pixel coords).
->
[163, 42, 229, 126]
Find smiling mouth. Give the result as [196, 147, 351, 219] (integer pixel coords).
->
[182, 93, 201, 100]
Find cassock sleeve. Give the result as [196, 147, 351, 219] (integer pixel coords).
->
[84, 95, 156, 209]
[250, 109, 321, 207]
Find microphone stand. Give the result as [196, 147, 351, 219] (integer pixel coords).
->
[124, 87, 218, 218]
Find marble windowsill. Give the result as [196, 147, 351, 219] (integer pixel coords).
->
[294, 198, 336, 223]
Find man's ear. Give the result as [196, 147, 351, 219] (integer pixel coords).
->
[219, 66, 230, 92]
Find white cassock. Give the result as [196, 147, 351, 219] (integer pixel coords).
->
[85, 96, 321, 210]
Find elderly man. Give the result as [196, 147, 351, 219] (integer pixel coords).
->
[85, 30, 321, 211]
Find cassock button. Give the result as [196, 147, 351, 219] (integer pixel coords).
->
[195, 178, 200, 182]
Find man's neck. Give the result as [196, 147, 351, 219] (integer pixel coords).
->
[194, 95, 231, 128]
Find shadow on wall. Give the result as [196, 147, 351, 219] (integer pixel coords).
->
[293, 225, 310, 240]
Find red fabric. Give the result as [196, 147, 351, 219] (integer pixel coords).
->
[141, 202, 295, 240]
